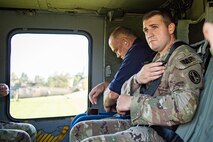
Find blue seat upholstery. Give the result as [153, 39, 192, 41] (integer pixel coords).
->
[70, 112, 130, 128]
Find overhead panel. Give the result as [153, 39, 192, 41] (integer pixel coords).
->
[0, 0, 170, 14]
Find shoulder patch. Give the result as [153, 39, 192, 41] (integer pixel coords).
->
[188, 70, 201, 84]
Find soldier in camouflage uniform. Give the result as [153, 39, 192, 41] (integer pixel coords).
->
[70, 10, 203, 142]
[0, 83, 36, 142]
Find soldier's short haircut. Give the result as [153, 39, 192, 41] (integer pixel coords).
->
[143, 9, 174, 27]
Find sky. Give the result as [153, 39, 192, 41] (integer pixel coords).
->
[11, 33, 89, 80]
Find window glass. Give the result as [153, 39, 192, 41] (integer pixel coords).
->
[10, 32, 89, 119]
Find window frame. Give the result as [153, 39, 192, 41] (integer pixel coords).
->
[6, 28, 92, 120]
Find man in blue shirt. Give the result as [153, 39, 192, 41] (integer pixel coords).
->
[70, 26, 155, 140]
[70, 26, 155, 131]
[89, 26, 155, 112]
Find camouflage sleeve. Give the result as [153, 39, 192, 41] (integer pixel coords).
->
[121, 74, 141, 95]
[130, 52, 203, 126]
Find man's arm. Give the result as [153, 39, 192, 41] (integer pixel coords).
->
[89, 82, 109, 104]
[103, 87, 119, 112]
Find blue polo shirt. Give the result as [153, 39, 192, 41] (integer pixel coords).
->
[109, 38, 155, 94]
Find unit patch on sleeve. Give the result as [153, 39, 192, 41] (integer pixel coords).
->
[188, 70, 201, 84]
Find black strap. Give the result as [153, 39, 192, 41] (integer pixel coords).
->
[140, 41, 187, 95]
[153, 125, 184, 142]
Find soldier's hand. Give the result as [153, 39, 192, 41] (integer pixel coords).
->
[89, 82, 109, 104]
[136, 62, 165, 84]
[0, 83, 9, 97]
[116, 94, 132, 115]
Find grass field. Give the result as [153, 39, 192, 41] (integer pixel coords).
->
[10, 91, 88, 119]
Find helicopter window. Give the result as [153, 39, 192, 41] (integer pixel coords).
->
[9, 31, 90, 119]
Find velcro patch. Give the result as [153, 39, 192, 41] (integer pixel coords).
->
[180, 56, 196, 65]
[174, 55, 202, 70]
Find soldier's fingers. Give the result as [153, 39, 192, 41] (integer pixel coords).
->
[117, 110, 126, 115]
[150, 65, 165, 72]
[150, 74, 162, 81]
[142, 72, 162, 83]
[147, 62, 163, 68]
[151, 68, 164, 76]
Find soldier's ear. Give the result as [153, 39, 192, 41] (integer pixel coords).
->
[168, 23, 175, 34]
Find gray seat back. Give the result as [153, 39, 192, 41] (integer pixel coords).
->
[176, 57, 213, 142]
